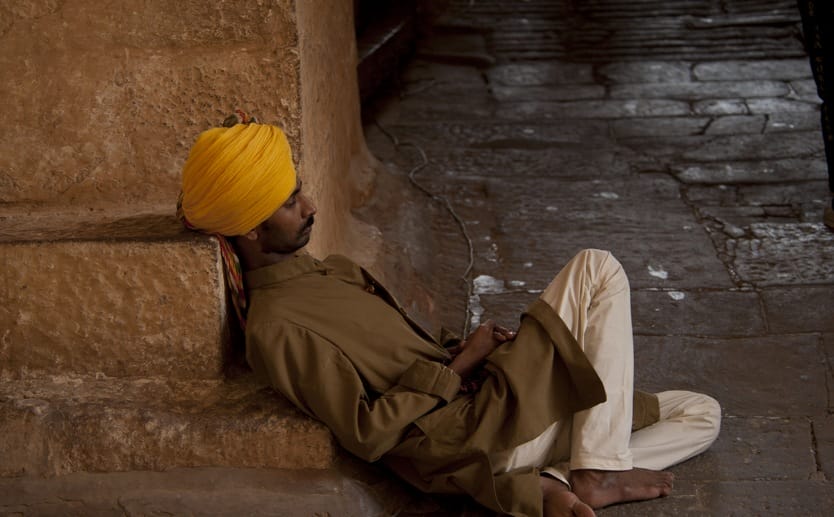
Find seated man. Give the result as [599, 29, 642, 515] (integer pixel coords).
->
[178, 115, 721, 517]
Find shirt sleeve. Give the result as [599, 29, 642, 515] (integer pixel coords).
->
[248, 321, 461, 462]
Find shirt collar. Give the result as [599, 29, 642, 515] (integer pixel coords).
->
[244, 253, 329, 290]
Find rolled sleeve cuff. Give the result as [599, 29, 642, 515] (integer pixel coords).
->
[399, 358, 461, 403]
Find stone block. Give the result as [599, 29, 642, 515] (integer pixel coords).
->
[693, 99, 748, 115]
[597, 61, 692, 84]
[666, 416, 815, 481]
[693, 59, 812, 81]
[747, 98, 820, 114]
[377, 121, 611, 147]
[491, 85, 605, 102]
[730, 223, 834, 286]
[611, 117, 709, 138]
[671, 158, 827, 184]
[0, 0, 302, 208]
[790, 79, 821, 102]
[610, 81, 788, 101]
[0, 462, 424, 517]
[705, 115, 765, 135]
[487, 62, 594, 86]
[681, 131, 824, 162]
[631, 290, 765, 337]
[0, 213, 228, 381]
[423, 147, 629, 181]
[0, 375, 336, 477]
[738, 180, 829, 206]
[766, 111, 823, 133]
[403, 60, 486, 86]
[495, 99, 691, 120]
[633, 334, 827, 417]
[762, 286, 834, 333]
[697, 481, 834, 515]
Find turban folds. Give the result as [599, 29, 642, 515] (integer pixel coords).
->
[180, 123, 297, 236]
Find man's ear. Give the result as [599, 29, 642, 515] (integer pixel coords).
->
[242, 228, 259, 241]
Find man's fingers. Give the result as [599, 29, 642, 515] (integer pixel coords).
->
[493, 325, 517, 341]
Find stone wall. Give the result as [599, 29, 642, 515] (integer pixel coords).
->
[0, 0, 375, 478]
[0, 0, 373, 256]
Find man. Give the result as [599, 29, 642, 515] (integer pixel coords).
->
[178, 116, 721, 517]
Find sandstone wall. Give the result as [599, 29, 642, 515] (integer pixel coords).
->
[0, 0, 373, 257]
[0, 0, 378, 379]
[296, 0, 379, 259]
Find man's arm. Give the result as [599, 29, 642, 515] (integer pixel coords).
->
[249, 322, 461, 462]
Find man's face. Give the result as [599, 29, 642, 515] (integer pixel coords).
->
[255, 179, 317, 254]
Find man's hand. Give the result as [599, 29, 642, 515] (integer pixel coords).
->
[447, 320, 516, 379]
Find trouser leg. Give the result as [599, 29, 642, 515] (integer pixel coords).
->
[539, 248, 634, 471]
[629, 390, 722, 470]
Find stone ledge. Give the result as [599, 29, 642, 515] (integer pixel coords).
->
[0, 211, 230, 381]
[0, 373, 336, 477]
[0, 462, 425, 516]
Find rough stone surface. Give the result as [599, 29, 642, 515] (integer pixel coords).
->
[0, 0, 302, 207]
[0, 375, 336, 477]
[0, 230, 227, 381]
[487, 62, 594, 85]
[747, 97, 821, 113]
[693, 59, 812, 81]
[704, 115, 766, 135]
[0, 462, 417, 516]
[766, 111, 824, 132]
[597, 61, 692, 84]
[672, 158, 828, 184]
[610, 117, 709, 138]
[631, 290, 765, 337]
[495, 99, 692, 120]
[634, 335, 827, 417]
[692, 99, 749, 115]
[296, 0, 381, 260]
[730, 223, 834, 286]
[762, 286, 834, 333]
[610, 80, 789, 100]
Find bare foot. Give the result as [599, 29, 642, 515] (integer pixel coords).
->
[570, 468, 674, 509]
[540, 476, 596, 517]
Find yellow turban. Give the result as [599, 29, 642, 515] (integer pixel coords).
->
[180, 123, 297, 236]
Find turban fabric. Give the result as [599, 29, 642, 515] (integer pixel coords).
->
[177, 114, 296, 331]
[180, 123, 297, 236]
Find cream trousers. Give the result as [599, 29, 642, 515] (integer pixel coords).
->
[491, 249, 721, 485]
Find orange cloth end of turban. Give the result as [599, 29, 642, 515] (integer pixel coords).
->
[180, 124, 297, 236]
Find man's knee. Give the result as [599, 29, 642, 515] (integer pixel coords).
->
[695, 394, 722, 442]
[665, 391, 722, 444]
[570, 248, 628, 291]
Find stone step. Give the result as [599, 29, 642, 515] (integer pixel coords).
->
[0, 373, 336, 477]
[0, 209, 230, 381]
[0, 464, 420, 516]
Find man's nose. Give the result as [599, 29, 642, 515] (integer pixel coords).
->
[301, 194, 317, 217]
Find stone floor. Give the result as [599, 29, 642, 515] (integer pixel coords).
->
[362, 0, 834, 514]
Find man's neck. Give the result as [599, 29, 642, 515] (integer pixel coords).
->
[233, 237, 303, 272]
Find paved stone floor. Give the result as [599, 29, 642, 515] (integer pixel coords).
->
[363, 0, 834, 514]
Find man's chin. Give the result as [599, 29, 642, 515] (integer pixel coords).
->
[297, 230, 313, 248]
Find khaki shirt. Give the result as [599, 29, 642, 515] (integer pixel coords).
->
[245, 254, 658, 516]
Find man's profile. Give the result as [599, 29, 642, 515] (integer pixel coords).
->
[177, 113, 721, 517]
